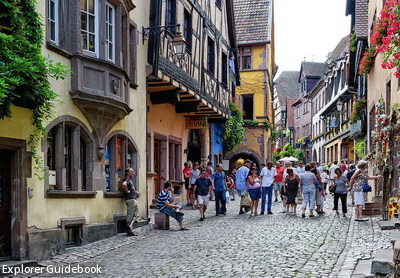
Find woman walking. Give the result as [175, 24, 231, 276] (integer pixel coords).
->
[332, 168, 349, 217]
[300, 165, 317, 218]
[349, 160, 381, 221]
[247, 167, 261, 217]
[283, 168, 300, 214]
[189, 162, 200, 209]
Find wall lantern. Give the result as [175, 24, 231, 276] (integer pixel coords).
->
[172, 32, 187, 60]
[337, 100, 343, 112]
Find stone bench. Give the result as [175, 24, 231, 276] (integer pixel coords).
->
[154, 212, 169, 230]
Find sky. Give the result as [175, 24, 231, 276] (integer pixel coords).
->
[274, 0, 351, 76]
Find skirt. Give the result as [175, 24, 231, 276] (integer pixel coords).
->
[248, 188, 261, 200]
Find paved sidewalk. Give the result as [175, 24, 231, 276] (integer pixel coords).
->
[20, 194, 392, 277]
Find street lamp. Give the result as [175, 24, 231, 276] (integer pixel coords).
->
[337, 100, 343, 112]
[171, 32, 187, 60]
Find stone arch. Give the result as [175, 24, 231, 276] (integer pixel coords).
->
[225, 149, 263, 172]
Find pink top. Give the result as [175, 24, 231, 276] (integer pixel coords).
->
[247, 178, 261, 190]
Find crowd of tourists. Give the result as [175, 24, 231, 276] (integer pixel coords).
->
[154, 159, 382, 230]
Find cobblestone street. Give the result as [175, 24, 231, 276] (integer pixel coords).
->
[30, 195, 392, 277]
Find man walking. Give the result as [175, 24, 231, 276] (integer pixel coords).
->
[295, 161, 305, 177]
[122, 168, 140, 236]
[260, 162, 277, 215]
[212, 163, 227, 216]
[235, 159, 252, 214]
[193, 169, 212, 221]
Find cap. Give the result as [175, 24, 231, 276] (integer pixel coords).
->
[245, 159, 252, 164]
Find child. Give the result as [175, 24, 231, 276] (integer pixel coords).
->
[226, 174, 236, 201]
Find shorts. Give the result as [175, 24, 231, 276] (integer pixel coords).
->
[184, 178, 190, 190]
[248, 188, 261, 200]
[354, 191, 365, 205]
[274, 182, 283, 191]
[198, 195, 210, 206]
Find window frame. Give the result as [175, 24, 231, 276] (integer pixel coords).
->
[48, 0, 59, 44]
[81, 0, 99, 56]
[242, 94, 254, 120]
[165, 0, 176, 29]
[239, 46, 252, 70]
[207, 37, 215, 74]
[105, 2, 115, 62]
[221, 51, 228, 85]
[183, 10, 192, 53]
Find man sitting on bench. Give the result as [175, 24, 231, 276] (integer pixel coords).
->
[157, 181, 189, 231]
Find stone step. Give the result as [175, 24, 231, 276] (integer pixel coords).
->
[379, 221, 397, 230]
[352, 259, 374, 278]
[390, 231, 400, 247]
[363, 208, 381, 216]
[371, 249, 394, 275]
[364, 201, 382, 209]
[393, 241, 400, 262]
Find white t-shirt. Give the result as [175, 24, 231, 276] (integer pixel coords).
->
[295, 167, 305, 177]
[320, 172, 329, 183]
[329, 165, 340, 179]
[260, 167, 277, 187]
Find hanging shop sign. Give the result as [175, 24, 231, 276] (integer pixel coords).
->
[186, 117, 208, 129]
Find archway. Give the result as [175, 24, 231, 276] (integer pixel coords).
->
[187, 129, 201, 164]
[225, 150, 263, 173]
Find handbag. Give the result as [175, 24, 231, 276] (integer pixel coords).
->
[316, 182, 323, 191]
[242, 194, 251, 208]
[329, 184, 336, 193]
[362, 184, 372, 192]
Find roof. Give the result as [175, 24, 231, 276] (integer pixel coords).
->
[299, 62, 327, 81]
[274, 71, 301, 108]
[355, 0, 368, 39]
[233, 0, 272, 44]
[329, 35, 349, 61]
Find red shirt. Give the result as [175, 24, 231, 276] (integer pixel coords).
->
[275, 167, 285, 182]
[183, 168, 191, 179]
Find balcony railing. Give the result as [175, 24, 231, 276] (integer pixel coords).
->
[203, 69, 231, 114]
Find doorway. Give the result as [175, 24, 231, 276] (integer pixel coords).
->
[153, 139, 161, 198]
[0, 150, 12, 259]
[187, 129, 201, 163]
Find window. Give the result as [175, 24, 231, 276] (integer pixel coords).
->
[303, 101, 309, 114]
[105, 134, 138, 192]
[222, 52, 228, 85]
[129, 24, 137, 84]
[48, 0, 58, 43]
[297, 106, 300, 118]
[207, 37, 215, 74]
[183, 10, 192, 52]
[169, 141, 182, 181]
[166, 0, 176, 28]
[216, 0, 222, 7]
[81, 0, 98, 54]
[239, 46, 252, 70]
[242, 94, 254, 120]
[386, 80, 391, 115]
[105, 3, 115, 61]
[47, 122, 92, 191]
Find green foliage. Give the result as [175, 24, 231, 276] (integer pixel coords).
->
[223, 102, 245, 154]
[243, 120, 259, 126]
[355, 141, 365, 159]
[271, 128, 282, 142]
[0, 0, 69, 178]
[273, 152, 281, 162]
[350, 98, 367, 123]
[293, 150, 305, 162]
[297, 136, 308, 146]
[350, 30, 357, 52]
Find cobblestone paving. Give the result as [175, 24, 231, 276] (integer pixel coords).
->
[30, 195, 392, 277]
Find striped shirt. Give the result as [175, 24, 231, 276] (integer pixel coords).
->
[157, 190, 170, 211]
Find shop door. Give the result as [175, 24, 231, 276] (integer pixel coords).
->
[154, 140, 161, 198]
[187, 129, 201, 163]
[0, 150, 12, 258]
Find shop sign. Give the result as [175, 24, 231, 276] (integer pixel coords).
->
[186, 117, 208, 129]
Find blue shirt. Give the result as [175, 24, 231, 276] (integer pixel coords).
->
[157, 190, 170, 211]
[212, 171, 226, 192]
[235, 166, 249, 191]
[195, 177, 212, 196]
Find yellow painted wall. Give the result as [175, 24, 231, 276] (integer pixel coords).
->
[0, 1, 149, 230]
